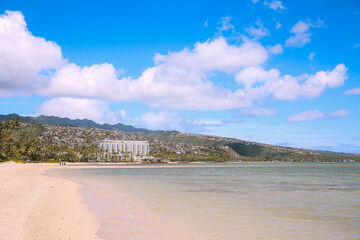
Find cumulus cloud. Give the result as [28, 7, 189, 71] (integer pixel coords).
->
[288, 109, 349, 122]
[39, 63, 121, 100]
[264, 1, 286, 11]
[245, 20, 270, 38]
[38, 97, 126, 124]
[240, 107, 277, 115]
[235, 64, 347, 100]
[285, 19, 324, 48]
[0, 10, 65, 96]
[41, 37, 268, 110]
[285, 21, 311, 47]
[140, 111, 182, 130]
[117, 109, 127, 119]
[0, 10, 350, 115]
[154, 37, 268, 73]
[345, 87, 360, 95]
[299, 64, 347, 98]
[268, 44, 283, 54]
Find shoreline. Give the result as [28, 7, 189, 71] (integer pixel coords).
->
[44, 161, 357, 170]
[0, 161, 100, 240]
[53, 162, 360, 240]
[50, 166, 206, 240]
[1, 161, 358, 239]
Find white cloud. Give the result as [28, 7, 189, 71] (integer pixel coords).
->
[288, 109, 349, 122]
[154, 37, 268, 73]
[41, 37, 268, 110]
[328, 109, 349, 118]
[0, 10, 350, 115]
[141, 111, 182, 130]
[217, 16, 234, 33]
[245, 20, 270, 38]
[38, 97, 126, 124]
[291, 21, 310, 33]
[345, 87, 360, 95]
[251, 0, 259, 3]
[235, 63, 348, 100]
[309, 52, 316, 61]
[288, 110, 324, 122]
[300, 64, 347, 98]
[193, 119, 223, 125]
[285, 19, 324, 48]
[117, 109, 127, 119]
[285, 21, 311, 47]
[240, 107, 277, 115]
[39, 63, 121, 100]
[268, 44, 283, 54]
[354, 43, 360, 48]
[286, 32, 311, 48]
[0, 10, 65, 96]
[275, 22, 282, 29]
[264, 1, 286, 11]
[204, 20, 208, 27]
[141, 112, 225, 132]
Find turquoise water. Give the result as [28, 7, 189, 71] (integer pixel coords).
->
[55, 163, 360, 240]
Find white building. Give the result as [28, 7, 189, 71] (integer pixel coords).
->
[99, 140, 149, 157]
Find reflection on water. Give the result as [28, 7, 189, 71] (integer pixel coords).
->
[57, 163, 360, 240]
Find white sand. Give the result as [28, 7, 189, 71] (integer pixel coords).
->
[0, 161, 100, 240]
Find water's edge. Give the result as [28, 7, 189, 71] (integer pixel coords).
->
[46, 163, 360, 240]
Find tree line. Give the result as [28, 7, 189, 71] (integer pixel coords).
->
[2, 118, 358, 163]
[0, 118, 143, 163]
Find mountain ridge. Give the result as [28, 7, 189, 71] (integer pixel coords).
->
[1, 113, 359, 159]
[0, 113, 151, 133]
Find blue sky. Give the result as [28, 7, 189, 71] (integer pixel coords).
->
[0, 0, 359, 152]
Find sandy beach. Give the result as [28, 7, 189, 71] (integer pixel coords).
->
[0, 161, 100, 240]
[1, 162, 358, 240]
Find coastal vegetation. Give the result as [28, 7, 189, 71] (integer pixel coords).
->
[0, 118, 20, 161]
[0, 115, 359, 163]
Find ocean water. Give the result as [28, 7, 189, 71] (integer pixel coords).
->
[54, 163, 360, 240]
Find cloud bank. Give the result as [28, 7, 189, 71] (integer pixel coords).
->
[0, 10, 350, 125]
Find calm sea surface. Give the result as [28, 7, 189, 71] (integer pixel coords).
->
[54, 163, 360, 240]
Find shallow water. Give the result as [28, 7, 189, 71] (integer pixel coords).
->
[55, 163, 360, 240]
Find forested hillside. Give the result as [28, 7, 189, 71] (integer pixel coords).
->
[1, 116, 359, 163]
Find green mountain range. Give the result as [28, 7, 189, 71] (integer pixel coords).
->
[0, 113, 151, 133]
[1, 113, 359, 162]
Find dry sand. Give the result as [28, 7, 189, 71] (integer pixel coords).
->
[0, 161, 100, 240]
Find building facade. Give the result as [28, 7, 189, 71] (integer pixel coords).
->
[99, 140, 150, 156]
